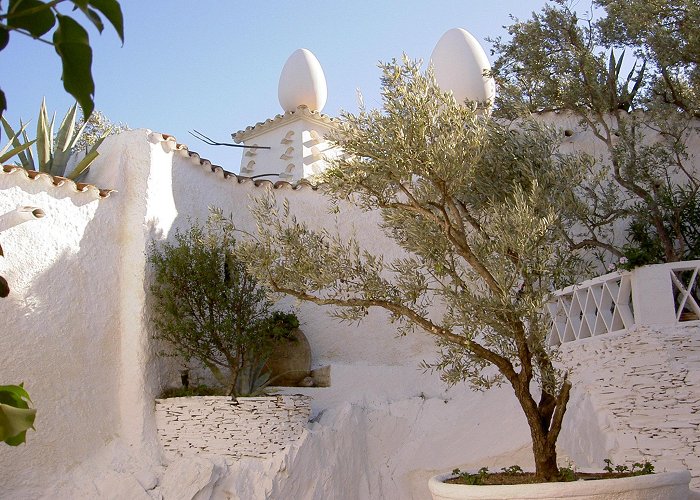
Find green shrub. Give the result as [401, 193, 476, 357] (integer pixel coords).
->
[148, 221, 277, 398]
[265, 311, 300, 341]
[619, 186, 700, 270]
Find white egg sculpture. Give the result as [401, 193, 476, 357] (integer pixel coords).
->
[278, 48, 328, 113]
[430, 28, 496, 105]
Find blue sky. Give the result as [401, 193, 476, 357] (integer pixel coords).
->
[0, 1, 549, 172]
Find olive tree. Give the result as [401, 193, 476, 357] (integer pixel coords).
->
[492, 0, 700, 266]
[148, 221, 275, 398]
[228, 58, 590, 481]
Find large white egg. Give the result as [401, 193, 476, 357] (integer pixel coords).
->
[430, 28, 496, 105]
[278, 48, 328, 113]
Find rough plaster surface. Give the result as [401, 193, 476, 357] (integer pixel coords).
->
[560, 324, 700, 490]
[0, 165, 121, 496]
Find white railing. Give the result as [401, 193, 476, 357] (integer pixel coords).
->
[547, 260, 700, 346]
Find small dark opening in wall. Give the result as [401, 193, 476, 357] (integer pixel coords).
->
[0, 275, 9, 298]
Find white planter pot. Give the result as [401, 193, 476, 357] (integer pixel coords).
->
[428, 470, 692, 500]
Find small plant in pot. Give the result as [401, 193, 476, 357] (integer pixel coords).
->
[225, 55, 693, 496]
[149, 220, 282, 399]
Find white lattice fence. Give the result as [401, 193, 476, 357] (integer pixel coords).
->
[670, 263, 700, 321]
[547, 260, 700, 346]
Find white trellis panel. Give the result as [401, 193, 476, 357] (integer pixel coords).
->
[547, 272, 634, 346]
[670, 263, 700, 320]
[547, 260, 700, 346]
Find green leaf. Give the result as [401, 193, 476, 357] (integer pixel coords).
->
[0, 26, 9, 51]
[0, 384, 36, 445]
[7, 0, 56, 37]
[0, 404, 36, 445]
[0, 89, 6, 120]
[0, 138, 36, 164]
[0, 384, 32, 406]
[76, 5, 104, 34]
[88, 0, 124, 43]
[36, 98, 51, 171]
[52, 102, 79, 170]
[53, 15, 95, 119]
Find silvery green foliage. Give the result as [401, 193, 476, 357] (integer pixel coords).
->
[218, 58, 594, 479]
[491, 0, 700, 265]
[72, 110, 128, 155]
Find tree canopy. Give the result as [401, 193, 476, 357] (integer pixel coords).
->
[231, 57, 590, 480]
[492, 0, 700, 266]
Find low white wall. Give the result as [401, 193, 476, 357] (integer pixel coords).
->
[156, 395, 311, 462]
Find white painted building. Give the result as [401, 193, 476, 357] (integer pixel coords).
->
[1, 30, 699, 499]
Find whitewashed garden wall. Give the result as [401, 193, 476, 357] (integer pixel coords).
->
[2, 129, 699, 498]
[156, 395, 311, 462]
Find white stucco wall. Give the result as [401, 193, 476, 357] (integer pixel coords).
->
[559, 324, 700, 489]
[0, 131, 206, 496]
[0, 168, 121, 496]
[160, 140, 440, 374]
[3, 127, 700, 499]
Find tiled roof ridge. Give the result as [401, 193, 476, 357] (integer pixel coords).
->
[176, 147, 321, 192]
[1, 165, 115, 199]
[232, 105, 337, 143]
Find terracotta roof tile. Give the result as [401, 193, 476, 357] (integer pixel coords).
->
[175, 146, 320, 192]
[1, 165, 115, 198]
[232, 105, 337, 143]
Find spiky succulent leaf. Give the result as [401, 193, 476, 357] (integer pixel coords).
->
[52, 102, 80, 172]
[1, 116, 34, 169]
[36, 99, 52, 172]
[65, 149, 99, 180]
[0, 140, 36, 164]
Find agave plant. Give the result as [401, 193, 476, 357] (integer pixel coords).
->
[1, 99, 110, 180]
[0, 121, 35, 165]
